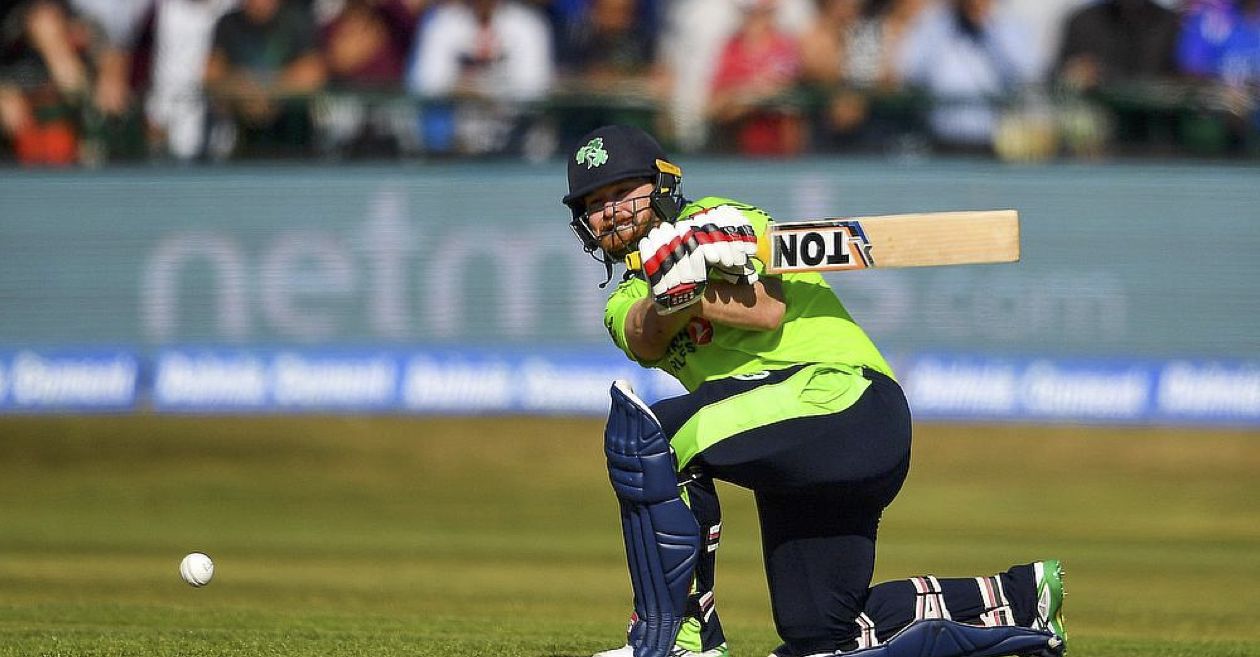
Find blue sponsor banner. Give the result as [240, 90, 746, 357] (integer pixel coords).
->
[396, 346, 677, 415]
[900, 354, 1260, 426]
[0, 349, 138, 412]
[151, 346, 688, 415]
[1151, 360, 1260, 425]
[153, 348, 401, 412]
[4, 346, 1257, 426]
[153, 349, 270, 411]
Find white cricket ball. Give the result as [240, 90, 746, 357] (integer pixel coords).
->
[179, 552, 215, 587]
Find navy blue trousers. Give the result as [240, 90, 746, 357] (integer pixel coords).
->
[652, 368, 1036, 654]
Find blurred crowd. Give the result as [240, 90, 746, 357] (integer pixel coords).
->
[1, 0, 1257, 166]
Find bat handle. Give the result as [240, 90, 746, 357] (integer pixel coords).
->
[755, 233, 770, 268]
[624, 237, 769, 274]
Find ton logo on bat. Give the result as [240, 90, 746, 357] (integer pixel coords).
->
[771, 224, 873, 273]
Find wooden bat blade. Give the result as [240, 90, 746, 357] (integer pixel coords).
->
[765, 210, 1020, 274]
[623, 210, 1020, 274]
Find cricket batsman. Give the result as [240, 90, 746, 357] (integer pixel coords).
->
[562, 125, 1068, 657]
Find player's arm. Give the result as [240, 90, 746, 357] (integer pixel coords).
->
[623, 277, 785, 361]
[699, 277, 785, 332]
[624, 299, 698, 362]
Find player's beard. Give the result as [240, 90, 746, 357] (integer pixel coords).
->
[599, 198, 657, 259]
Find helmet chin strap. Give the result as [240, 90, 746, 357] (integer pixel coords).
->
[599, 257, 615, 288]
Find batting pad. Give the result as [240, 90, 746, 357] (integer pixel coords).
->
[849, 619, 1063, 657]
[605, 380, 702, 657]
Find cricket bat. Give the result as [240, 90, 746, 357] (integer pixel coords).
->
[624, 210, 1019, 274]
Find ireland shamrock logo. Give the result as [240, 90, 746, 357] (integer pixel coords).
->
[575, 137, 609, 169]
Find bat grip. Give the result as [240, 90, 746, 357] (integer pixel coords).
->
[626, 239, 767, 273]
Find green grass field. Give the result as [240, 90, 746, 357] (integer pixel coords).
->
[1, 416, 1258, 657]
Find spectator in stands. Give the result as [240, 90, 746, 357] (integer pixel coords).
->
[798, 0, 930, 150]
[0, 0, 91, 164]
[1003, 0, 1080, 81]
[860, 0, 927, 89]
[321, 0, 424, 89]
[1179, 0, 1260, 86]
[406, 0, 553, 156]
[898, 0, 1038, 153]
[1055, 0, 1180, 92]
[204, 0, 327, 158]
[557, 0, 656, 85]
[800, 0, 865, 89]
[552, 0, 668, 144]
[66, 0, 158, 163]
[545, 0, 661, 59]
[1053, 0, 1180, 151]
[660, 0, 813, 151]
[70, 0, 153, 118]
[313, 0, 426, 158]
[146, 0, 236, 160]
[705, 0, 805, 156]
[1177, 0, 1260, 152]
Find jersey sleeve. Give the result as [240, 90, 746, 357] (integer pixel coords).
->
[603, 277, 658, 366]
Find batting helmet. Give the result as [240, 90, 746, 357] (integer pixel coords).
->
[563, 126, 685, 284]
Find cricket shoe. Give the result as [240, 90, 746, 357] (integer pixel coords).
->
[1033, 559, 1068, 653]
[592, 644, 729, 657]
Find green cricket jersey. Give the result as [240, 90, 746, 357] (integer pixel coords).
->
[603, 198, 895, 466]
[605, 196, 894, 387]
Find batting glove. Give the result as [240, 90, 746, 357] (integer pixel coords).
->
[637, 222, 708, 314]
[680, 204, 756, 283]
[677, 206, 760, 285]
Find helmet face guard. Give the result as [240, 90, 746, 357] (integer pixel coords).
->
[569, 161, 683, 255]
[568, 162, 684, 286]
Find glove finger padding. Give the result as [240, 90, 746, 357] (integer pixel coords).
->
[678, 222, 745, 270]
[639, 224, 680, 288]
[679, 223, 740, 270]
[678, 208, 760, 285]
[639, 223, 707, 314]
[661, 229, 707, 313]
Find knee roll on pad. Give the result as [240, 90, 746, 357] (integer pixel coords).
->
[606, 381, 703, 657]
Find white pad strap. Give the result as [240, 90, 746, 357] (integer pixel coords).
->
[856, 612, 880, 649]
[975, 576, 1015, 627]
[705, 522, 721, 553]
[697, 590, 716, 622]
[912, 576, 952, 621]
